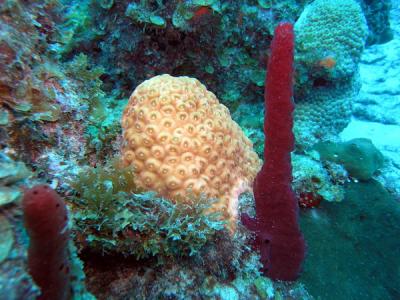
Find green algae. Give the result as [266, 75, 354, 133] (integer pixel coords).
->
[0, 216, 13, 263]
[69, 160, 225, 262]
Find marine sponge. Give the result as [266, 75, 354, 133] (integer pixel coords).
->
[315, 138, 384, 181]
[22, 185, 70, 300]
[241, 23, 305, 281]
[294, 0, 368, 80]
[121, 74, 261, 224]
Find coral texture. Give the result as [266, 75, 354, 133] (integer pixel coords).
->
[242, 22, 305, 281]
[22, 185, 70, 300]
[121, 74, 261, 224]
[292, 153, 347, 204]
[293, 79, 359, 148]
[294, 0, 368, 80]
[293, 0, 368, 149]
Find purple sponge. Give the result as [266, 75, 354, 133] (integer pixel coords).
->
[242, 22, 306, 281]
[23, 185, 70, 299]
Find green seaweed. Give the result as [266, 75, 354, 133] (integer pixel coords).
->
[69, 160, 226, 262]
[64, 53, 123, 159]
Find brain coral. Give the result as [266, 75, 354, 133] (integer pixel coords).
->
[294, 0, 368, 80]
[121, 74, 261, 225]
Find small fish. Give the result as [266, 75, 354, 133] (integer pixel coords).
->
[191, 6, 212, 22]
[318, 56, 336, 69]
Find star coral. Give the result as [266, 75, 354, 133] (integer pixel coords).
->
[121, 74, 261, 225]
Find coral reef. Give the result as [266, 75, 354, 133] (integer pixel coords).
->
[63, 53, 124, 161]
[0, 1, 105, 176]
[80, 228, 312, 300]
[69, 159, 226, 261]
[295, 0, 368, 81]
[121, 74, 261, 226]
[47, 0, 373, 153]
[292, 153, 347, 205]
[67, 157, 311, 299]
[0, 1, 62, 122]
[55, 1, 259, 102]
[0, 0, 397, 299]
[54, 0, 305, 110]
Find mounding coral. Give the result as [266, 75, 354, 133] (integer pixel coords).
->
[293, 79, 360, 148]
[121, 74, 261, 227]
[66, 160, 299, 299]
[293, 0, 368, 149]
[1, 0, 395, 299]
[295, 0, 368, 81]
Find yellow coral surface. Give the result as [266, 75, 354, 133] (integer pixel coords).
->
[121, 74, 261, 224]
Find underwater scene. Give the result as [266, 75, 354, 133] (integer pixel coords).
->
[0, 0, 399, 299]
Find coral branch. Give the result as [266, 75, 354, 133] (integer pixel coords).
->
[242, 22, 306, 281]
[22, 185, 70, 300]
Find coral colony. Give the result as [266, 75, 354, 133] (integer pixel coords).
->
[120, 74, 261, 230]
[0, 1, 399, 300]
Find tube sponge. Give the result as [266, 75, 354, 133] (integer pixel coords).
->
[22, 185, 70, 300]
[242, 22, 305, 281]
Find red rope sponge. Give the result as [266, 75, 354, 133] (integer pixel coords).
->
[22, 185, 70, 300]
[242, 22, 306, 281]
